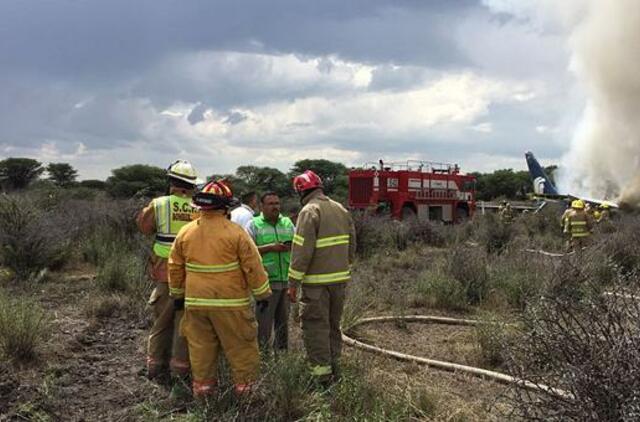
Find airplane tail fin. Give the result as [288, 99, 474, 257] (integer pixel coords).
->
[525, 151, 559, 196]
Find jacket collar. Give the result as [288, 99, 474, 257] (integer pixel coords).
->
[301, 188, 326, 206]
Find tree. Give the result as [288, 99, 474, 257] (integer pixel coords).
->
[79, 179, 107, 190]
[46, 162, 78, 187]
[105, 164, 167, 198]
[472, 169, 532, 201]
[0, 157, 44, 190]
[235, 165, 290, 197]
[289, 159, 348, 196]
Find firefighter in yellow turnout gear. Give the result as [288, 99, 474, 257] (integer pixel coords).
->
[168, 180, 271, 399]
[288, 170, 356, 385]
[136, 160, 201, 383]
[564, 199, 593, 251]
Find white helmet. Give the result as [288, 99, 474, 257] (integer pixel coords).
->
[167, 160, 203, 186]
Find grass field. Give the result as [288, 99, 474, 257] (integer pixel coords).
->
[1, 190, 639, 421]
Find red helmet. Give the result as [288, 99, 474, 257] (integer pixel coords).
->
[192, 180, 235, 210]
[292, 170, 323, 193]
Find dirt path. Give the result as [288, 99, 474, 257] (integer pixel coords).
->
[2, 274, 159, 421]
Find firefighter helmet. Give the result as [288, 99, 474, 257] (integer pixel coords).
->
[192, 180, 235, 210]
[167, 160, 202, 186]
[601, 203, 610, 209]
[571, 199, 585, 209]
[292, 170, 323, 193]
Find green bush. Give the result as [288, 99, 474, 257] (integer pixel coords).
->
[477, 213, 516, 254]
[475, 313, 514, 369]
[96, 251, 147, 294]
[416, 268, 467, 311]
[446, 247, 489, 305]
[0, 195, 69, 282]
[0, 291, 49, 361]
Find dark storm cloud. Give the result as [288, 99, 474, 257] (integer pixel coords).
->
[0, 0, 477, 79]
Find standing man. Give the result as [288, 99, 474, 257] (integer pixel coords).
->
[245, 192, 295, 351]
[498, 200, 514, 224]
[287, 170, 356, 385]
[168, 180, 271, 399]
[136, 160, 201, 385]
[564, 199, 593, 251]
[231, 191, 258, 228]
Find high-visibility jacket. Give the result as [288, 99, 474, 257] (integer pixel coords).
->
[168, 212, 271, 310]
[288, 190, 356, 286]
[251, 214, 295, 283]
[564, 209, 592, 238]
[151, 194, 198, 259]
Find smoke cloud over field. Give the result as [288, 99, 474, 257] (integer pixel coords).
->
[558, 0, 640, 204]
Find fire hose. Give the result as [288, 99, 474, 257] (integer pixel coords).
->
[342, 315, 571, 399]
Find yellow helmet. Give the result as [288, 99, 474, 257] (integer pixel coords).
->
[167, 160, 202, 186]
[571, 199, 585, 209]
[601, 203, 610, 209]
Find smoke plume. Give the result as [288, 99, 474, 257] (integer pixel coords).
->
[559, 0, 640, 205]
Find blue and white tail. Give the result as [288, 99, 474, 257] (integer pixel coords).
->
[525, 151, 559, 196]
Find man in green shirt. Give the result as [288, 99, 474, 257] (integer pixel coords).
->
[245, 192, 295, 351]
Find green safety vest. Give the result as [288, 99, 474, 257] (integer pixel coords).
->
[253, 214, 295, 282]
[153, 195, 196, 258]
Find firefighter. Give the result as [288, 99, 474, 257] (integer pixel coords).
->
[136, 159, 201, 385]
[245, 192, 295, 351]
[564, 199, 592, 251]
[597, 203, 611, 222]
[288, 170, 356, 385]
[498, 200, 514, 223]
[168, 180, 271, 399]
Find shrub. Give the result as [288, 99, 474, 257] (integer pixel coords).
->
[476, 213, 516, 254]
[353, 214, 444, 258]
[95, 251, 148, 295]
[416, 268, 467, 311]
[0, 291, 49, 361]
[446, 246, 489, 305]
[474, 313, 515, 369]
[504, 264, 640, 421]
[0, 195, 70, 282]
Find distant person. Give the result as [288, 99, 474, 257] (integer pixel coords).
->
[288, 170, 356, 386]
[498, 200, 514, 224]
[245, 192, 295, 351]
[136, 160, 201, 392]
[168, 180, 271, 400]
[564, 199, 593, 251]
[231, 191, 258, 228]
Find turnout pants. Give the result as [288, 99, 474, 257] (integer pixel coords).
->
[257, 287, 289, 351]
[147, 282, 189, 376]
[300, 283, 346, 380]
[180, 309, 260, 397]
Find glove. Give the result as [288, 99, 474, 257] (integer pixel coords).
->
[256, 300, 269, 313]
[288, 286, 297, 304]
[174, 298, 185, 311]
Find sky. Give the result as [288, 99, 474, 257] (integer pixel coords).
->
[0, 0, 582, 180]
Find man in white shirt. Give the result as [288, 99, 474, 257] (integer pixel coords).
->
[230, 191, 258, 227]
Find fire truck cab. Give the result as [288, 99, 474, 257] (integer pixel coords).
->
[348, 160, 476, 223]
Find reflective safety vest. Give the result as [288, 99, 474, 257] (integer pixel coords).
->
[565, 212, 590, 238]
[252, 214, 295, 282]
[153, 195, 197, 258]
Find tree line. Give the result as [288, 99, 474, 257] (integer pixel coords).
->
[0, 157, 555, 202]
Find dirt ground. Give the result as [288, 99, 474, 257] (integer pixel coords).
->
[2, 272, 509, 421]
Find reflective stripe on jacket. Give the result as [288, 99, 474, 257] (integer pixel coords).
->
[168, 212, 271, 310]
[152, 195, 197, 259]
[288, 190, 356, 286]
[252, 214, 295, 282]
[564, 210, 592, 239]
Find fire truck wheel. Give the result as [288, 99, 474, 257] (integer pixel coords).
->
[401, 206, 417, 221]
[456, 206, 469, 223]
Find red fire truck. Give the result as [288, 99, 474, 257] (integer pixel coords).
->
[348, 160, 477, 222]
